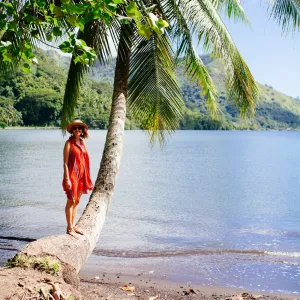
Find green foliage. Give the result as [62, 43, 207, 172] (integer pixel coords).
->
[0, 50, 112, 127]
[14, 91, 61, 126]
[212, 0, 250, 23]
[180, 110, 233, 130]
[165, 0, 260, 118]
[60, 0, 261, 145]
[0, 95, 23, 126]
[0, 0, 164, 74]
[77, 82, 113, 129]
[6, 254, 61, 276]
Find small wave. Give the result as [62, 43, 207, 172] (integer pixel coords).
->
[93, 248, 300, 259]
[264, 251, 300, 258]
[239, 228, 300, 238]
[92, 248, 264, 258]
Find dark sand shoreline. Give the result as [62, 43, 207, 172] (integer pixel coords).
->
[0, 251, 298, 299]
[79, 271, 299, 300]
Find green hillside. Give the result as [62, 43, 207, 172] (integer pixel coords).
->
[177, 57, 300, 130]
[0, 50, 114, 129]
[0, 50, 299, 130]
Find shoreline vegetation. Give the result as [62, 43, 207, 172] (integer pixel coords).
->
[2, 126, 60, 130]
[1, 126, 299, 131]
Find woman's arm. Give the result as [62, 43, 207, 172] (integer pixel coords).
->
[63, 141, 72, 190]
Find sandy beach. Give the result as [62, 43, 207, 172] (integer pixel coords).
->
[79, 272, 298, 300]
[0, 266, 297, 300]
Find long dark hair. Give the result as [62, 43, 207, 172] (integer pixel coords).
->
[81, 127, 89, 139]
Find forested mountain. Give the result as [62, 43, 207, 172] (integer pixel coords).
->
[0, 50, 114, 129]
[1, 49, 299, 130]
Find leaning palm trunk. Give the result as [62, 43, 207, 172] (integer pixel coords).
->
[0, 25, 132, 299]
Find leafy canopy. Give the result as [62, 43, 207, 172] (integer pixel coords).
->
[0, 0, 168, 73]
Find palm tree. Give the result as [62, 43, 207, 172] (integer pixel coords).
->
[22, 0, 260, 274]
[1, 0, 299, 297]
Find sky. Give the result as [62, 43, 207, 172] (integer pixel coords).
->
[207, 0, 300, 98]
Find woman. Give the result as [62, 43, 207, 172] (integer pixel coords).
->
[63, 119, 93, 237]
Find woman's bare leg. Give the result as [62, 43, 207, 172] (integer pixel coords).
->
[72, 193, 84, 235]
[65, 198, 77, 237]
[71, 193, 81, 226]
[65, 198, 74, 230]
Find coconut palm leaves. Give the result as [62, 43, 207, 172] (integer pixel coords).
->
[267, 0, 300, 32]
[128, 33, 184, 143]
[60, 0, 261, 142]
[159, 0, 220, 117]
[212, 0, 249, 23]
[61, 20, 113, 130]
[169, 0, 259, 117]
[176, 30, 220, 119]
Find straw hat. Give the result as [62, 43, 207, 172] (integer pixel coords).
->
[66, 119, 88, 133]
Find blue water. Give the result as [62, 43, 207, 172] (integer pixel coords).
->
[1, 130, 300, 294]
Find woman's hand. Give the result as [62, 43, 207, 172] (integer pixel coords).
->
[65, 178, 72, 190]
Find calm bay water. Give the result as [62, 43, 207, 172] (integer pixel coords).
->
[1, 130, 300, 294]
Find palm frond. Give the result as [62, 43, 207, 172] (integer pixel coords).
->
[266, 0, 300, 32]
[156, 0, 220, 118]
[184, 47, 221, 118]
[109, 5, 137, 62]
[211, 0, 250, 24]
[61, 59, 88, 131]
[61, 15, 134, 131]
[179, 0, 260, 117]
[92, 21, 114, 65]
[177, 35, 221, 118]
[61, 20, 113, 130]
[128, 33, 185, 144]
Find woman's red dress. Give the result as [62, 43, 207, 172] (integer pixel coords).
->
[62, 137, 93, 200]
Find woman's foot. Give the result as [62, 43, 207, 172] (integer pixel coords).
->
[74, 226, 84, 235]
[66, 228, 78, 239]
